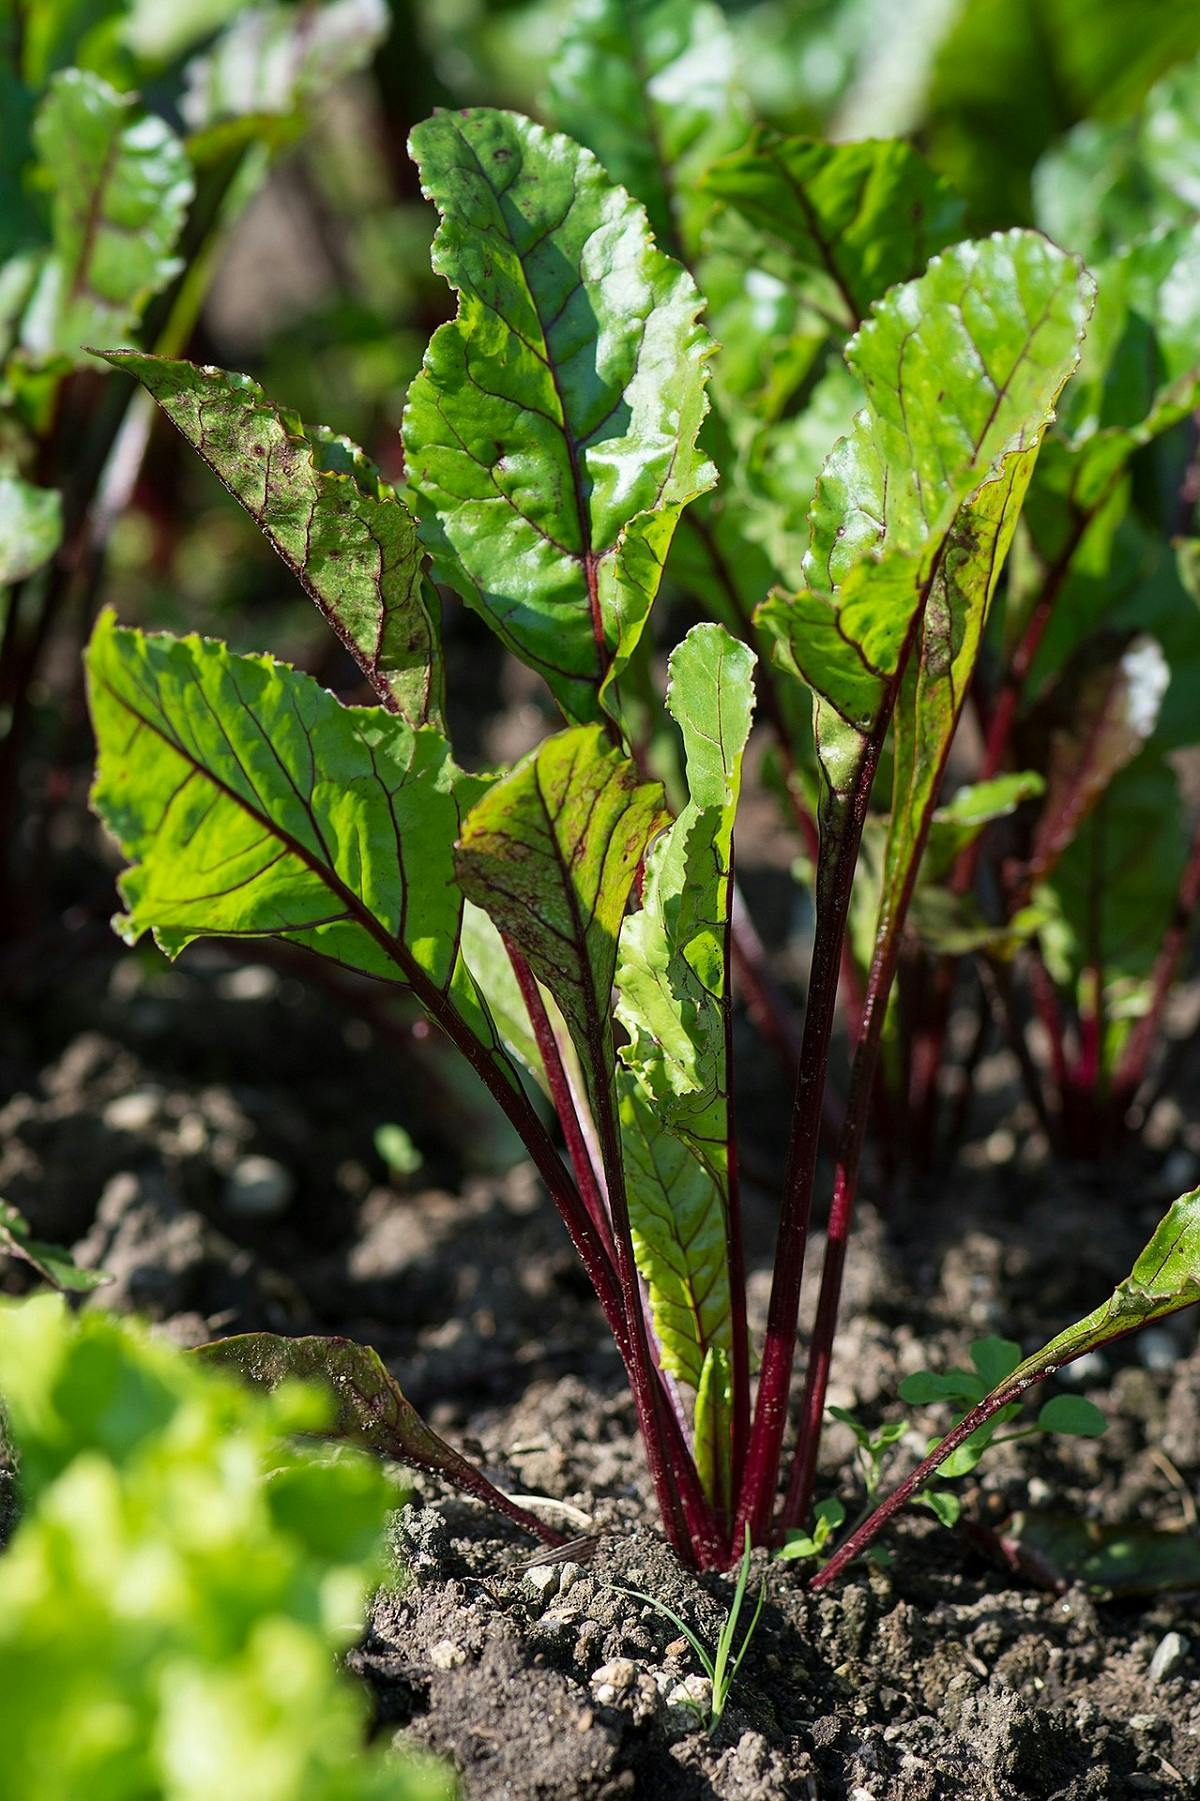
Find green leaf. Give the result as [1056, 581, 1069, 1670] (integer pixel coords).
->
[85, 612, 477, 996]
[1059, 223, 1200, 453]
[899, 1368, 986, 1407]
[759, 231, 1094, 813]
[616, 623, 756, 1168]
[459, 898, 547, 1088]
[101, 353, 443, 728]
[620, 1080, 731, 1390]
[195, 1331, 552, 1541]
[547, 0, 748, 258]
[455, 723, 668, 1097]
[1025, 1190, 1200, 1370]
[693, 1343, 734, 1516]
[1037, 753, 1189, 1058]
[970, 1336, 1025, 1388]
[920, 1190, 1200, 1487]
[996, 1509, 1200, 1597]
[917, 1488, 962, 1529]
[21, 70, 193, 367]
[1037, 1394, 1107, 1438]
[0, 1198, 111, 1293]
[0, 475, 62, 585]
[0, 1297, 448, 1801]
[179, 0, 390, 130]
[922, 771, 1046, 885]
[814, 1495, 846, 1532]
[703, 131, 965, 331]
[931, 1412, 1017, 1479]
[402, 108, 715, 724]
[926, 0, 1200, 225]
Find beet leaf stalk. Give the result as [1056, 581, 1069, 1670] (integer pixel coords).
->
[741, 232, 1095, 1541]
[810, 1189, 1200, 1586]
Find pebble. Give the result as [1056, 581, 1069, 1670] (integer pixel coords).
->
[664, 1673, 712, 1738]
[590, 1659, 638, 1705]
[102, 1088, 163, 1134]
[523, 1564, 560, 1601]
[223, 1155, 294, 1219]
[1148, 1632, 1189, 1684]
[428, 1640, 466, 1670]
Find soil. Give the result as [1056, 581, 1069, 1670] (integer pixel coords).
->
[3, 926, 1199, 1801]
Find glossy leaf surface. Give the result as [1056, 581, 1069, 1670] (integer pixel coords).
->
[86, 613, 475, 989]
[760, 232, 1093, 807]
[456, 723, 668, 1089]
[616, 623, 755, 1169]
[403, 108, 714, 722]
[704, 132, 965, 331]
[104, 353, 442, 727]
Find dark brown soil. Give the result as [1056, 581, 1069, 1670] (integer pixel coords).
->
[3, 942, 1199, 1799]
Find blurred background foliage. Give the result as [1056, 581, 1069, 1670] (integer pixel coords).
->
[2, 0, 1199, 1162]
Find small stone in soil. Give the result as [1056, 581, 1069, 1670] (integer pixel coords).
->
[224, 1155, 294, 1219]
[1148, 1631, 1189, 1684]
[523, 1564, 559, 1601]
[665, 1673, 712, 1738]
[428, 1640, 466, 1670]
[590, 1659, 637, 1704]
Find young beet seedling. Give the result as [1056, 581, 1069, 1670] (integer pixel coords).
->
[83, 94, 1200, 1579]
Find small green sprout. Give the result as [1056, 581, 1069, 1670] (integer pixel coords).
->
[777, 1495, 845, 1564]
[901, 1335, 1108, 1524]
[829, 1406, 907, 1503]
[610, 1526, 766, 1729]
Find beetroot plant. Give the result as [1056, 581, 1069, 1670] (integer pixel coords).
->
[83, 70, 1200, 1575]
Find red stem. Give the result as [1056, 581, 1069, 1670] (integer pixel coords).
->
[808, 1369, 1044, 1590]
[782, 921, 901, 1529]
[588, 1061, 725, 1567]
[734, 739, 884, 1544]
[504, 939, 615, 1263]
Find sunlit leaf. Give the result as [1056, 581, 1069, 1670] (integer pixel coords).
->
[102, 353, 443, 727]
[759, 233, 1093, 814]
[85, 612, 476, 991]
[180, 0, 390, 130]
[1033, 57, 1200, 261]
[403, 108, 715, 723]
[455, 723, 668, 1098]
[617, 624, 756, 1168]
[704, 131, 965, 332]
